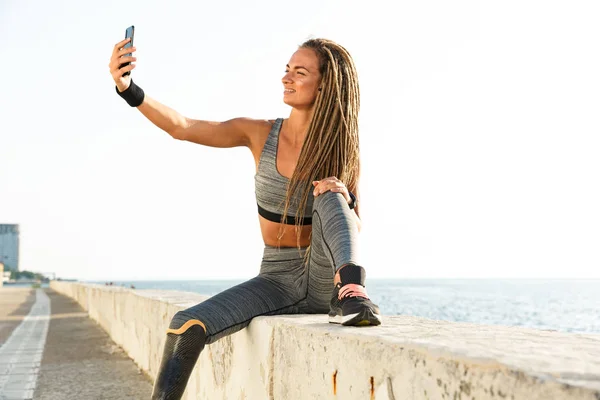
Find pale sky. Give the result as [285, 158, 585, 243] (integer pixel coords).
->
[1, 0, 599, 281]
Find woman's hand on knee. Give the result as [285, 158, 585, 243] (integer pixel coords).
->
[312, 177, 351, 205]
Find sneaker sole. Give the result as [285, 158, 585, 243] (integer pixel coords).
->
[329, 308, 382, 326]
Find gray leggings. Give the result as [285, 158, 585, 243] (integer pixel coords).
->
[170, 190, 360, 344]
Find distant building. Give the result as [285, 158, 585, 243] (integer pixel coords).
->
[0, 224, 19, 272]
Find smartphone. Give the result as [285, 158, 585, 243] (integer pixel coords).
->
[120, 25, 135, 77]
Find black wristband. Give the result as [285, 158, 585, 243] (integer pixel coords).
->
[116, 79, 145, 107]
[348, 191, 357, 209]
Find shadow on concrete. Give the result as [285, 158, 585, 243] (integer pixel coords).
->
[34, 289, 153, 400]
[0, 288, 35, 345]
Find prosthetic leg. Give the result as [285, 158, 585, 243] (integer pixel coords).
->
[151, 320, 207, 400]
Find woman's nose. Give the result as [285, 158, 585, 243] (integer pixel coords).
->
[282, 72, 293, 84]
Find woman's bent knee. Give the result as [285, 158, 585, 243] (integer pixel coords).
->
[313, 190, 347, 212]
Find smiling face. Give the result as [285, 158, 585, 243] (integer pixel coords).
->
[281, 47, 322, 109]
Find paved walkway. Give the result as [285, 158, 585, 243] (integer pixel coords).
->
[0, 288, 153, 399]
[0, 288, 49, 399]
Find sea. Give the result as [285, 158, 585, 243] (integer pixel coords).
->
[85, 278, 600, 335]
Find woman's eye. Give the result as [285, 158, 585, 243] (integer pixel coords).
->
[297, 72, 305, 76]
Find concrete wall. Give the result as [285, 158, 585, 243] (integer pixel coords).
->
[50, 281, 600, 400]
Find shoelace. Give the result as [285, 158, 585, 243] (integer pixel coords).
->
[338, 283, 370, 300]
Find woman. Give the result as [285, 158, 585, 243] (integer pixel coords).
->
[109, 36, 381, 400]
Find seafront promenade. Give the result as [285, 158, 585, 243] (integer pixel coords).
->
[1, 283, 600, 399]
[0, 287, 152, 400]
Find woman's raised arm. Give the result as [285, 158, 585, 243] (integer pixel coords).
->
[137, 97, 255, 148]
[110, 37, 260, 149]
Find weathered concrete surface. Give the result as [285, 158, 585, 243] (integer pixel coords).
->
[269, 315, 600, 400]
[33, 289, 153, 400]
[0, 289, 50, 399]
[0, 288, 35, 346]
[0, 287, 40, 399]
[50, 281, 600, 400]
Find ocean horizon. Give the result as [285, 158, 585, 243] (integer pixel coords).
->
[80, 278, 600, 335]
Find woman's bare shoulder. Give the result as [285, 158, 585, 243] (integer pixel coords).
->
[232, 117, 277, 133]
[237, 118, 280, 154]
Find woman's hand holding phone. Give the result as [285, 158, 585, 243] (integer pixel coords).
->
[109, 37, 137, 92]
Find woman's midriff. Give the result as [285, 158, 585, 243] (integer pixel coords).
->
[258, 215, 312, 248]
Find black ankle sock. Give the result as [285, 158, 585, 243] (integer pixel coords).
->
[338, 264, 366, 286]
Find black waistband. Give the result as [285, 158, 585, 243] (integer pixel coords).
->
[257, 204, 312, 225]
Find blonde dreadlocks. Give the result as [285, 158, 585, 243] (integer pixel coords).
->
[277, 38, 361, 261]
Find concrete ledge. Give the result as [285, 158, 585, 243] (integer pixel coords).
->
[50, 281, 600, 400]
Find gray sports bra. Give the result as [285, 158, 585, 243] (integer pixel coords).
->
[254, 118, 314, 225]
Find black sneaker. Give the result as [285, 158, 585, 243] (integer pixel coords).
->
[329, 282, 382, 326]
